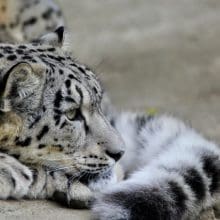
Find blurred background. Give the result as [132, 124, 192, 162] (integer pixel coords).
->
[57, 0, 220, 144]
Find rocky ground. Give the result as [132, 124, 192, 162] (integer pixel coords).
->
[2, 0, 220, 219]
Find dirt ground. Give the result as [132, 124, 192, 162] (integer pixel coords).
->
[2, 0, 220, 219]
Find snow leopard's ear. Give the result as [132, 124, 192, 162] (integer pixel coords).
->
[38, 26, 65, 47]
[0, 62, 45, 112]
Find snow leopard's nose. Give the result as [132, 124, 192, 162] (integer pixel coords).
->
[105, 150, 125, 161]
[90, 111, 125, 161]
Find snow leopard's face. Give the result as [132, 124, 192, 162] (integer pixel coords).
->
[0, 27, 125, 187]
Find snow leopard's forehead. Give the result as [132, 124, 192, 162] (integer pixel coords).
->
[0, 43, 103, 106]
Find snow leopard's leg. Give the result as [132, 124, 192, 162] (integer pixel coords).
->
[92, 143, 220, 220]
[0, 155, 92, 208]
[0, 152, 33, 199]
[26, 166, 93, 209]
[49, 176, 93, 209]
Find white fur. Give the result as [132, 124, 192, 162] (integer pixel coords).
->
[93, 113, 220, 219]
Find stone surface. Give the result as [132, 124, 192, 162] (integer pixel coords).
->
[2, 0, 220, 219]
[0, 200, 90, 220]
[199, 209, 216, 220]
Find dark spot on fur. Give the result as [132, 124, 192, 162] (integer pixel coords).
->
[98, 164, 106, 167]
[59, 69, 64, 75]
[38, 144, 46, 149]
[136, 115, 153, 131]
[67, 89, 71, 95]
[93, 87, 98, 94]
[23, 17, 37, 27]
[7, 55, 17, 61]
[68, 74, 81, 83]
[78, 66, 86, 74]
[42, 8, 53, 20]
[60, 121, 67, 129]
[54, 115, 61, 126]
[4, 46, 12, 50]
[37, 125, 49, 140]
[110, 118, 115, 127]
[54, 109, 62, 115]
[107, 188, 173, 220]
[29, 115, 41, 129]
[4, 48, 13, 54]
[65, 79, 71, 88]
[16, 49, 24, 54]
[183, 168, 206, 201]
[22, 55, 32, 60]
[202, 155, 220, 194]
[54, 90, 63, 108]
[168, 181, 187, 215]
[29, 49, 37, 53]
[37, 49, 44, 52]
[65, 97, 75, 103]
[18, 45, 27, 49]
[47, 48, 56, 52]
[47, 54, 64, 62]
[20, 171, 30, 180]
[15, 137, 32, 147]
[87, 164, 97, 168]
[49, 171, 55, 179]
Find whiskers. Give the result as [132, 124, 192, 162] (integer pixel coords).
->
[39, 155, 81, 162]
[33, 155, 109, 185]
[67, 170, 86, 183]
[47, 165, 77, 173]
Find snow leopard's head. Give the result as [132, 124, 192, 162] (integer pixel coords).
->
[0, 27, 125, 188]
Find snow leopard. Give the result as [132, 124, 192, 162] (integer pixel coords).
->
[0, 1, 219, 219]
[0, 26, 125, 208]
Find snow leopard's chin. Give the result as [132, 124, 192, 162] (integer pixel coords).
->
[87, 169, 118, 193]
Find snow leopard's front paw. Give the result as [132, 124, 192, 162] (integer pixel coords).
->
[52, 181, 93, 209]
[67, 181, 94, 209]
[0, 153, 33, 199]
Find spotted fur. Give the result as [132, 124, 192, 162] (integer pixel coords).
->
[0, 0, 64, 43]
[0, 2, 219, 218]
[0, 27, 125, 207]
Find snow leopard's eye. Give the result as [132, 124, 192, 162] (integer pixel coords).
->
[66, 109, 77, 121]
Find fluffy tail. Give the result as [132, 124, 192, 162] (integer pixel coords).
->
[92, 113, 220, 219]
[92, 148, 220, 220]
